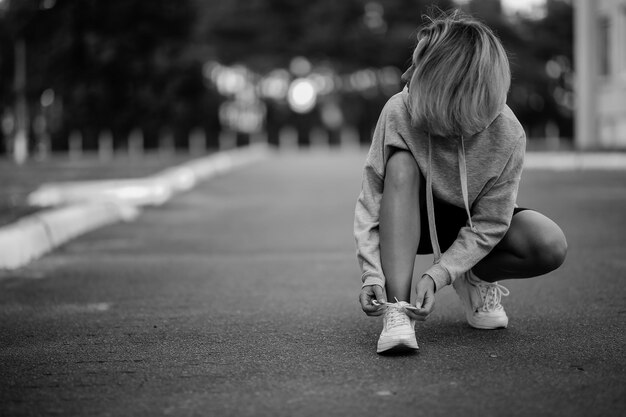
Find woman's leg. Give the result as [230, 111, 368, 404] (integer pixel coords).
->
[472, 210, 567, 282]
[379, 151, 422, 301]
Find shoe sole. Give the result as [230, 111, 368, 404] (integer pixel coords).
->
[377, 344, 419, 354]
[467, 314, 508, 330]
[377, 335, 419, 353]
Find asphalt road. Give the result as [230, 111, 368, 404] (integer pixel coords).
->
[1, 150, 625, 417]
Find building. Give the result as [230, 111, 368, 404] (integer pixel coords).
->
[576, 0, 626, 149]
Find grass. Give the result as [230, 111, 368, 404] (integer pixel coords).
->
[0, 152, 199, 228]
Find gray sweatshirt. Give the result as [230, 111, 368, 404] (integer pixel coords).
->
[354, 89, 526, 292]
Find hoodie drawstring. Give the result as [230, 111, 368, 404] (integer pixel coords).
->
[426, 134, 442, 263]
[426, 134, 477, 265]
[458, 136, 477, 233]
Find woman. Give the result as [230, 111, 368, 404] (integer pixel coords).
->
[354, 10, 567, 354]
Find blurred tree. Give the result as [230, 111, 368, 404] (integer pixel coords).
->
[466, 0, 573, 142]
[518, 0, 574, 141]
[50, 0, 203, 150]
[0, 0, 574, 156]
[1, 0, 207, 152]
[0, 0, 57, 160]
[201, 0, 456, 72]
[200, 0, 574, 143]
[0, 10, 13, 155]
[197, 0, 456, 146]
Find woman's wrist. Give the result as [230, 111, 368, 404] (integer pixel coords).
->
[421, 274, 436, 292]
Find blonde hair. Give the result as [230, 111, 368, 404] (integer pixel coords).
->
[407, 10, 510, 138]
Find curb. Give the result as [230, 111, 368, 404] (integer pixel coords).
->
[0, 144, 271, 270]
[0, 201, 139, 270]
[27, 144, 271, 207]
[524, 152, 626, 170]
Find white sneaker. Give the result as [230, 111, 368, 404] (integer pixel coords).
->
[375, 300, 419, 353]
[453, 271, 510, 329]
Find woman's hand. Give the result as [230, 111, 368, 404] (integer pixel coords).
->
[406, 275, 436, 321]
[359, 284, 387, 316]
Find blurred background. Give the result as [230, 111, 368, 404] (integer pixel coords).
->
[0, 0, 623, 164]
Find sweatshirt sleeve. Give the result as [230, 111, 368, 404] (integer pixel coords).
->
[354, 161, 385, 288]
[424, 135, 526, 291]
[354, 100, 409, 288]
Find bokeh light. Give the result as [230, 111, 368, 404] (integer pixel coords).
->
[287, 78, 317, 114]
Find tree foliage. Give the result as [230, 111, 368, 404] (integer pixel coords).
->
[0, 0, 574, 153]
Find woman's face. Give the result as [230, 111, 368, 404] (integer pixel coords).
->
[402, 38, 426, 86]
[401, 64, 415, 86]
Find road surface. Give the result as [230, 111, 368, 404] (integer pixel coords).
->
[1, 150, 625, 416]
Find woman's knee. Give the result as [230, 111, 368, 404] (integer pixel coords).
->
[530, 223, 568, 273]
[505, 210, 567, 274]
[385, 151, 420, 190]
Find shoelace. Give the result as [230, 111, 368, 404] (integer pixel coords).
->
[477, 282, 510, 312]
[385, 306, 410, 330]
[372, 297, 418, 311]
[373, 298, 417, 330]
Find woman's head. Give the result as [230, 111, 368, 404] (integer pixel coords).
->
[405, 10, 510, 138]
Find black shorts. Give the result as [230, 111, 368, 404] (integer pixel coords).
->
[417, 198, 529, 254]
